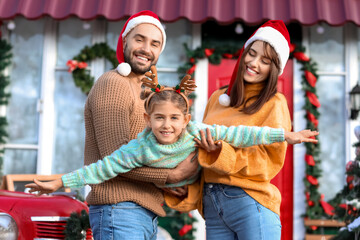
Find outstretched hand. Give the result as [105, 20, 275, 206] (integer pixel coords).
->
[25, 178, 64, 196]
[285, 129, 319, 145]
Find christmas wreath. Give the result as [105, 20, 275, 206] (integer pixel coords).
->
[67, 42, 117, 94]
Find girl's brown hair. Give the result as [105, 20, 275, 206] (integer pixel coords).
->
[141, 90, 188, 115]
[230, 41, 281, 114]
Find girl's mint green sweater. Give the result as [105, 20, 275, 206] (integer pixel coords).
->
[62, 121, 284, 188]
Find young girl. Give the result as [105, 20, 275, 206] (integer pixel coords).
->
[26, 66, 318, 197]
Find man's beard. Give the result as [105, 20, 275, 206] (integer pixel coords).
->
[123, 45, 158, 75]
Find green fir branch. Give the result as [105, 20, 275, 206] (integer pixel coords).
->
[64, 210, 90, 240]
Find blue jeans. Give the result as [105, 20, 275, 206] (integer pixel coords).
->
[203, 183, 281, 240]
[89, 202, 158, 240]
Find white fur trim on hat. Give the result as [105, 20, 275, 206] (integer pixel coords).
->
[116, 63, 131, 76]
[219, 93, 231, 106]
[122, 15, 166, 53]
[245, 26, 290, 75]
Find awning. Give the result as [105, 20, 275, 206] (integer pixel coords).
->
[0, 0, 359, 26]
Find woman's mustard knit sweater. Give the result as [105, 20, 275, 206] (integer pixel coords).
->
[199, 83, 292, 215]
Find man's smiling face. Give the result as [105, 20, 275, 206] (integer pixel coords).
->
[123, 23, 163, 75]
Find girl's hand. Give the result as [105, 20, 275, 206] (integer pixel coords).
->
[25, 178, 64, 196]
[194, 128, 222, 153]
[285, 130, 319, 145]
[163, 186, 188, 198]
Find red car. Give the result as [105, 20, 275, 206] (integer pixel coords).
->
[0, 190, 92, 239]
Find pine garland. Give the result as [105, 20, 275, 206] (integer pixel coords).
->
[177, 43, 241, 77]
[0, 31, 12, 179]
[290, 44, 329, 220]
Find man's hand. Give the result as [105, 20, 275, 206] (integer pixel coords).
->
[166, 151, 198, 184]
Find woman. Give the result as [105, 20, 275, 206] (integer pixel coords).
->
[196, 20, 292, 239]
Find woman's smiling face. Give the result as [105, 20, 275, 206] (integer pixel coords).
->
[243, 41, 272, 84]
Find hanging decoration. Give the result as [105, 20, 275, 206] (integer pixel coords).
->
[67, 42, 117, 94]
[0, 23, 12, 179]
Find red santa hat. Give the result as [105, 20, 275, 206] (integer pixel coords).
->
[116, 10, 166, 76]
[219, 20, 290, 106]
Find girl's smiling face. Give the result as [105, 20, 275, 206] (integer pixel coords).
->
[243, 41, 272, 83]
[144, 101, 191, 145]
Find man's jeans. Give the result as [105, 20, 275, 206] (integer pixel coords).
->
[89, 202, 158, 240]
[203, 183, 281, 240]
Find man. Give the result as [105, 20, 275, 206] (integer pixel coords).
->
[84, 10, 198, 239]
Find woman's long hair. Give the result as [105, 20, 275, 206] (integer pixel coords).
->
[230, 41, 281, 114]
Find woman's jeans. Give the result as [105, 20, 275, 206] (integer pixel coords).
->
[203, 183, 281, 240]
[89, 201, 158, 240]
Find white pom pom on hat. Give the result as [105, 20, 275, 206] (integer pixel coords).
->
[116, 10, 167, 76]
[219, 93, 231, 106]
[219, 20, 290, 106]
[116, 63, 131, 76]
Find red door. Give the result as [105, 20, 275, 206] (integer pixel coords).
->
[208, 59, 294, 240]
[272, 59, 294, 240]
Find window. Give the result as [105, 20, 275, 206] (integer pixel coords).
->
[3, 17, 44, 175]
[307, 24, 346, 200]
[52, 18, 91, 174]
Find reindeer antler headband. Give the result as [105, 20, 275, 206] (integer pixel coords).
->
[141, 65, 197, 114]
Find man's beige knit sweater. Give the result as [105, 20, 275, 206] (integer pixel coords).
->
[84, 70, 170, 217]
